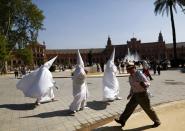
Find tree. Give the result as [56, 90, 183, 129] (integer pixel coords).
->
[0, 0, 45, 47]
[0, 0, 44, 73]
[17, 48, 33, 66]
[0, 35, 9, 73]
[154, 0, 185, 63]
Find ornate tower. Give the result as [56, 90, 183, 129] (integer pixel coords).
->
[107, 36, 112, 47]
[158, 31, 164, 42]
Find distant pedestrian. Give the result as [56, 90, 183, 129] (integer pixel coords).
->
[59, 65, 62, 72]
[115, 62, 161, 128]
[121, 61, 125, 73]
[116, 60, 121, 74]
[14, 67, 18, 78]
[100, 62, 104, 72]
[142, 60, 153, 80]
[157, 64, 161, 75]
[97, 63, 101, 72]
[152, 61, 157, 75]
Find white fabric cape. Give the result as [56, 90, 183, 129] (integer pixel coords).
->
[103, 48, 120, 99]
[102, 60, 120, 99]
[16, 66, 55, 101]
[69, 65, 88, 111]
[16, 56, 57, 101]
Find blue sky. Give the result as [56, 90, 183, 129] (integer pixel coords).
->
[32, 0, 185, 49]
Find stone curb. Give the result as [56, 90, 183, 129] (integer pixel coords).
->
[78, 99, 185, 131]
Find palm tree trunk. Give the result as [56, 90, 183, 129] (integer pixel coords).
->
[169, 5, 177, 61]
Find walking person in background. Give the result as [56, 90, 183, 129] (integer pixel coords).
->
[116, 59, 122, 74]
[142, 60, 153, 80]
[152, 61, 157, 75]
[14, 67, 19, 78]
[100, 62, 104, 72]
[121, 61, 125, 74]
[96, 63, 102, 72]
[115, 62, 161, 128]
[157, 64, 161, 75]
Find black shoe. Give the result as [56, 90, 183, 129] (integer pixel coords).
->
[114, 119, 125, 127]
[69, 110, 76, 114]
[35, 101, 40, 106]
[152, 122, 161, 128]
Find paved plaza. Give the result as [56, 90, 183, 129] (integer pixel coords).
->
[0, 69, 185, 131]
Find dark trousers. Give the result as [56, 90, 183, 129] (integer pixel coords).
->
[14, 72, 18, 78]
[148, 74, 153, 80]
[119, 92, 160, 124]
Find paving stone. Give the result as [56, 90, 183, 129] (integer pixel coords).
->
[0, 70, 185, 130]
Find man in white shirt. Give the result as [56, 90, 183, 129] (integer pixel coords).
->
[115, 62, 160, 128]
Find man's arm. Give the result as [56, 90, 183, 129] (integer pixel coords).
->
[136, 71, 150, 88]
[127, 85, 133, 100]
[53, 81, 59, 89]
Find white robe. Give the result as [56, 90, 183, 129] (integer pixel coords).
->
[16, 66, 55, 102]
[103, 60, 120, 100]
[69, 66, 88, 111]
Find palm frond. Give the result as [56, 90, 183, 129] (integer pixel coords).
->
[177, 0, 185, 13]
[172, 4, 177, 13]
[178, 0, 185, 6]
[154, 0, 185, 16]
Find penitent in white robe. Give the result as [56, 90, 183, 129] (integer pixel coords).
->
[69, 66, 88, 112]
[16, 66, 55, 102]
[103, 60, 120, 100]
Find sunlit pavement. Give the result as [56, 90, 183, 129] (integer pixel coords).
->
[0, 69, 185, 131]
[94, 100, 185, 131]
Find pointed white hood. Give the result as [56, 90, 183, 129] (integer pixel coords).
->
[77, 50, 84, 68]
[109, 48, 115, 62]
[44, 56, 57, 69]
[105, 48, 116, 72]
[103, 47, 119, 100]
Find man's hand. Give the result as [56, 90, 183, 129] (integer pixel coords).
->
[53, 82, 59, 90]
[55, 85, 59, 90]
[84, 69, 88, 74]
[140, 82, 147, 89]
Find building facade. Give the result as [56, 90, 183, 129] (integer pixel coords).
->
[45, 32, 168, 66]
[9, 32, 185, 68]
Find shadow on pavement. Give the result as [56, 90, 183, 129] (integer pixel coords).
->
[93, 126, 123, 131]
[181, 68, 185, 73]
[87, 100, 110, 110]
[94, 125, 152, 131]
[0, 103, 35, 110]
[164, 81, 185, 85]
[21, 109, 75, 118]
[123, 125, 153, 131]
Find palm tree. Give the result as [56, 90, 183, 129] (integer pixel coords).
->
[154, 0, 185, 62]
